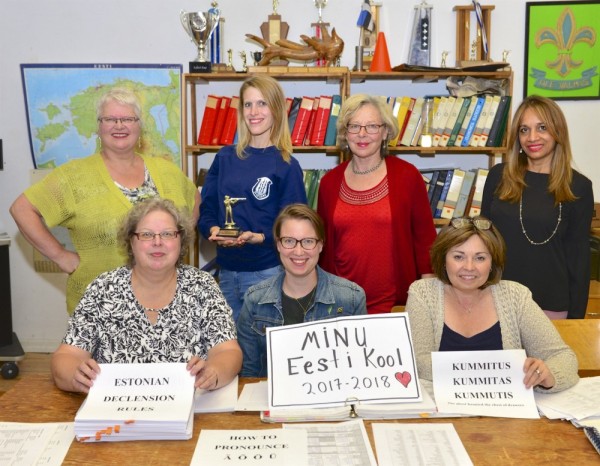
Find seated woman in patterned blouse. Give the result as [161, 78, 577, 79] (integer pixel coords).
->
[51, 197, 242, 393]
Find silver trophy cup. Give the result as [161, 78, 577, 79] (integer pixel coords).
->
[180, 9, 220, 64]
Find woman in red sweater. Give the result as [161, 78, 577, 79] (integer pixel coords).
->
[317, 94, 436, 313]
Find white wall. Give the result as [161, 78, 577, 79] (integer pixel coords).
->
[1, 0, 597, 351]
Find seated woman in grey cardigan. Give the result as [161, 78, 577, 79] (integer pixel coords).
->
[405, 216, 578, 393]
[237, 204, 367, 377]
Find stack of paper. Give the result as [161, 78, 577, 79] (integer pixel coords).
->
[74, 362, 195, 442]
[535, 376, 600, 428]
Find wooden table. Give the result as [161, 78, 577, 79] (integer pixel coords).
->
[1, 374, 598, 465]
[553, 319, 600, 377]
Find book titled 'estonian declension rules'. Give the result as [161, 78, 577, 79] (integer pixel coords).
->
[74, 362, 195, 442]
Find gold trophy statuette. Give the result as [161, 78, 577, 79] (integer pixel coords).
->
[218, 196, 247, 238]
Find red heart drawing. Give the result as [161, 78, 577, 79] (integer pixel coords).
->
[395, 371, 412, 388]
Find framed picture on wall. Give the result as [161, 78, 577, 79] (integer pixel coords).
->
[524, 1, 600, 100]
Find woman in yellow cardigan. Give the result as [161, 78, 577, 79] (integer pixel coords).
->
[10, 88, 199, 314]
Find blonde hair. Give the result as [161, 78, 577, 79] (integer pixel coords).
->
[496, 95, 575, 204]
[96, 87, 142, 127]
[235, 75, 292, 162]
[335, 94, 399, 158]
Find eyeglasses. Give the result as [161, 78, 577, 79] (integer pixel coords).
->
[98, 117, 140, 126]
[279, 237, 320, 250]
[450, 217, 492, 230]
[133, 230, 182, 241]
[346, 123, 385, 134]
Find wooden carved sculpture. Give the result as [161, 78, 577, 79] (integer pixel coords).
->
[246, 24, 344, 66]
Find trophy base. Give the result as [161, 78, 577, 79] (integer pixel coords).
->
[190, 61, 212, 73]
[217, 227, 241, 238]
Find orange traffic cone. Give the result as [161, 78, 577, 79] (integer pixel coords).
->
[370, 32, 392, 72]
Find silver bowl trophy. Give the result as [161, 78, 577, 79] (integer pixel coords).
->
[180, 8, 220, 73]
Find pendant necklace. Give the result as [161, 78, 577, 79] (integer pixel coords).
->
[450, 287, 479, 314]
[351, 157, 383, 175]
[519, 197, 562, 246]
[294, 286, 317, 315]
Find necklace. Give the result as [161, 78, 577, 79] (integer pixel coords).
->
[293, 286, 317, 315]
[450, 287, 480, 314]
[519, 198, 562, 245]
[144, 307, 164, 313]
[351, 157, 383, 175]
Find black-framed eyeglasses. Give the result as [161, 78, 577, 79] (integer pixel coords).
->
[450, 217, 492, 231]
[133, 230, 182, 241]
[346, 123, 385, 134]
[98, 117, 140, 126]
[279, 237, 320, 250]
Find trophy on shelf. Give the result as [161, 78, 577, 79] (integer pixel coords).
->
[453, 2, 495, 67]
[259, 0, 290, 66]
[217, 196, 247, 238]
[180, 8, 220, 73]
[312, 1, 329, 66]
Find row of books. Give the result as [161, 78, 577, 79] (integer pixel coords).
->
[387, 94, 511, 149]
[196, 94, 343, 148]
[423, 167, 489, 219]
[287, 95, 342, 146]
[197, 95, 239, 146]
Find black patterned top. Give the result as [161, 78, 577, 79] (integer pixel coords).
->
[63, 265, 236, 363]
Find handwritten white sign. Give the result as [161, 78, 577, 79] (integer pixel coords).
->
[266, 314, 421, 409]
[431, 349, 539, 419]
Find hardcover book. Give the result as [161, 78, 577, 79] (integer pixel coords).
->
[291, 96, 315, 146]
[197, 95, 222, 145]
[324, 95, 342, 146]
[210, 96, 231, 146]
[218, 96, 239, 145]
[309, 95, 333, 146]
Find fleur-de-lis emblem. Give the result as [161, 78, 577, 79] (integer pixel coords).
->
[535, 8, 596, 77]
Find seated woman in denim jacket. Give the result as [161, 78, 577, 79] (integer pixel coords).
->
[237, 204, 367, 377]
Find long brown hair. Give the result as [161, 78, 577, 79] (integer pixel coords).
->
[496, 95, 575, 204]
[235, 75, 292, 162]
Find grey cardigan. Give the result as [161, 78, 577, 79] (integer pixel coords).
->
[406, 278, 579, 393]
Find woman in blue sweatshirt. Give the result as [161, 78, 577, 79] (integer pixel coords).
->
[199, 75, 307, 320]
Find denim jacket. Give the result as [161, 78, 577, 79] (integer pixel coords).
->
[237, 266, 367, 377]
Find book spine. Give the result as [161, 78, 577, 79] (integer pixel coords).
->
[432, 96, 453, 147]
[441, 169, 466, 219]
[439, 97, 464, 147]
[287, 97, 302, 133]
[460, 97, 485, 147]
[447, 97, 471, 147]
[430, 170, 447, 217]
[197, 95, 221, 145]
[324, 95, 342, 146]
[400, 97, 424, 146]
[291, 96, 314, 146]
[486, 96, 512, 147]
[435, 169, 454, 218]
[210, 96, 231, 145]
[470, 95, 493, 147]
[310, 95, 332, 146]
[468, 168, 489, 217]
[303, 97, 320, 146]
[478, 95, 501, 147]
[453, 169, 476, 218]
[219, 96, 239, 145]
[398, 98, 416, 145]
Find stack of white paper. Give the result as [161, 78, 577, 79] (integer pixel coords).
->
[535, 376, 600, 426]
[74, 362, 195, 442]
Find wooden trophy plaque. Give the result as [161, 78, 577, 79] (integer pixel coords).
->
[260, 1, 289, 66]
[453, 3, 495, 67]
